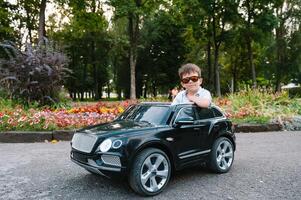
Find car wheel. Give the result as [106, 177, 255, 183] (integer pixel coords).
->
[209, 137, 234, 173]
[129, 148, 171, 196]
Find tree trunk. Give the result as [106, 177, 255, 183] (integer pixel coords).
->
[275, 7, 286, 92]
[26, 11, 33, 43]
[213, 47, 221, 97]
[38, 0, 47, 41]
[128, 14, 138, 100]
[91, 40, 99, 100]
[206, 17, 213, 89]
[107, 83, 110, 98]
[247, 35, 256, 88]
[143, 84, 147, 98]
[90, 1, 99, 100]
[207, 40, 213, 87]
[152, 83, 157, 97]
[246, 0, 257, 88]
[212, 9, 221, 97]
[98, 85, 102, 99]
[129, 47, 136, 99]
[233, 55, 240, 93]
[83, 63, 87, 98]
[80, 91, 84, 101]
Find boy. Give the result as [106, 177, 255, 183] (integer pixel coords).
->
[171, 63, 212, 107]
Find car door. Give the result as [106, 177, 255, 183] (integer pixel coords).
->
[195, 107, 215, 151]
[173, 106, 202, 162]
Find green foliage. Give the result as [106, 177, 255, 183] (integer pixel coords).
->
[137, 9, 186, 97]
[50, 0, 112, 100]
[217, 90, 301, 124]
[2, 0, 301, 99]
[0, 0, 16, 42]
[233, 116, 271, 124]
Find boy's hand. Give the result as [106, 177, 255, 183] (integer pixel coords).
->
[187, 95, 198, 103]
[187, 94, 210, 108]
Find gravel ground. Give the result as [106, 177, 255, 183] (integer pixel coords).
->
[0, 131, 301, 200]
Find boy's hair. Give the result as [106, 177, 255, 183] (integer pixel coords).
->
[178, 63, 201, 79]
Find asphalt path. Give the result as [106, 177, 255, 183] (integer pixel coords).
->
[0, 131, 301, 200]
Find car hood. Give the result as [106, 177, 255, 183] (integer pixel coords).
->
[79, 120, 156, 137]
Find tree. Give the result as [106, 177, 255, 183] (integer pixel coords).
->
[50, 0, 111, 100]
[109, 17, 130, 99]
[109, 0, 162, 99]
[16, 0, 40, 43]
[238, 0, 277, 89]
[175, 0, 240, 96]
[137, 9, 186, 97]
[272, 0, 301, 91]
[0, 0, 17, 42]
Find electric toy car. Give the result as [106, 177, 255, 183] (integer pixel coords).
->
[70, 102, 236, 196]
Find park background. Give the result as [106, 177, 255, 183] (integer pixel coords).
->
[0, 0, 301, 131]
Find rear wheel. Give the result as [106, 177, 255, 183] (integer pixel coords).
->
[209, 137, 234, 173]
[129, 148, 171, 196]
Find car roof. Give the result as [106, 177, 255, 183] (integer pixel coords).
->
[139, 102, 171, 106]
[138, 102, 222, 111]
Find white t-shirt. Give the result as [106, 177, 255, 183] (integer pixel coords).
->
[171, 87, 212, 105]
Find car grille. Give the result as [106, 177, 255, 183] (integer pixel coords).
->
[72, 152, 88, 163]
[101, 155, 121, 167]
[71, 133, 98, 153]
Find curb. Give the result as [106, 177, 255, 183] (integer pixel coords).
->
[234, 123, 282, 133]
[0, 123, 283, 143]
[0, 130, 75, 143]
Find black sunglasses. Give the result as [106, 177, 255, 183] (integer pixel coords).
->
[181, 76, 200, 84]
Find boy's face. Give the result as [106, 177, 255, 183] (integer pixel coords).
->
[181, 72, 202, 92]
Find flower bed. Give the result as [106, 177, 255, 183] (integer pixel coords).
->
[0, 100, 136, 131]
[1, 90, 301, 131]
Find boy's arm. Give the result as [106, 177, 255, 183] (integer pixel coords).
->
[187, 91, 212, 108]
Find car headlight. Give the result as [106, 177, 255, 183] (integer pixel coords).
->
[112, 139, 123, 149]
[99, 139, 112, 152]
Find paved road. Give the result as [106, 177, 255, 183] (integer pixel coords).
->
[0, 131, 301, 200]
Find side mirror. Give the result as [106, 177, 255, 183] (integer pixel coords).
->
[174, 117, 194, 127]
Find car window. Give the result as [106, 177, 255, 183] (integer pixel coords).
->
[212, 107, 223, 117]
[118, 105, 135, 120]
[176, 107, 197, 121]
[121, 105, 170, 125]
[196, 107, 215, 120]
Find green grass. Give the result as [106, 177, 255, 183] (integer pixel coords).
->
[232, 116, 271, 124]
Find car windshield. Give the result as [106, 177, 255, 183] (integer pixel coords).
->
[119, 105, 170, 125]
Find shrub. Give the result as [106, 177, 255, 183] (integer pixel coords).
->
[215, 90, 301, 123]
[0, 40, 71, 106]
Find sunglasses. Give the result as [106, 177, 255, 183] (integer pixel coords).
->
[181, 76, 200, 84]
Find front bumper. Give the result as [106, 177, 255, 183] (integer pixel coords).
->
[70, 150, 127, 178]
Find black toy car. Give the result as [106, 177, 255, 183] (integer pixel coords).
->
[70, 102, 236, 196]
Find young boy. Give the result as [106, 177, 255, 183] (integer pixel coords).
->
[171, 63, 212, 107]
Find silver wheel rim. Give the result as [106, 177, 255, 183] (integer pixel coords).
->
[216, 140, 233, 170]
[140, 153, 169, 193]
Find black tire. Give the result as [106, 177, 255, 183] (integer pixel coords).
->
[209, 137, 234, 173]
[129, 148, 171, 196]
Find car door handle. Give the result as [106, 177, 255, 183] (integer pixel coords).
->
[193, 127, 200, 130]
